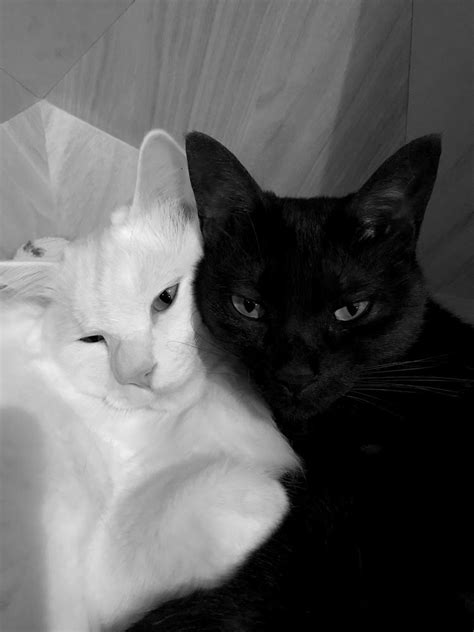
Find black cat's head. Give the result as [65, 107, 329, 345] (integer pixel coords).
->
[186, 133, 441, 421]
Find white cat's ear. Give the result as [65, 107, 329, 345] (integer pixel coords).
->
[132, 129, 195, 215]
[0, 261, 58, 302]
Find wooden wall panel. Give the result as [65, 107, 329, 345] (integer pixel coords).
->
[240, 0, 411, 195]
[0, 102, 138, 258]
[0, 70, 38, 123]
[48, 0, 411, 196]
[0, 103, 53, 258]
[0, 0, 133, 97]
[48, 1, 286, 149]
[1, 0, 470, 312]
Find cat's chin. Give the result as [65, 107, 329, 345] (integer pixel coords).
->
[257, 380, 353, 422]
[268, 395, 323, 422]
[100, 374, 207, 413]
[104, 384, 157, 411]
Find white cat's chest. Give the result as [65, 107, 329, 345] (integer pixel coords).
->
[1, 351, 106, 628]
[76, 400, 177, 484]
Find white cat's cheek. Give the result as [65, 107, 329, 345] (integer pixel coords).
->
[54, 343, 110, 399]
[149, 301, 201, 392]
[151, 355, 200, 393]
[151, 335, 200, 392]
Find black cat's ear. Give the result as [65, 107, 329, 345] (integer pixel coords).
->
[185, 132, 262, 241]
[350, 135, 441, 242]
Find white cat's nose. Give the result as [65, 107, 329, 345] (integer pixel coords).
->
[109, 337, 156, 389]
[128, 364, 156, 389]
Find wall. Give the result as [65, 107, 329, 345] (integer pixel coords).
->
[0, 0, 472, 318]
[407, 0, 473, 318]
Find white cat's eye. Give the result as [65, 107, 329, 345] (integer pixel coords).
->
[334, 301, 370, 322]
[231, 295, 265, 320]
[79, 335, 105, 343]
[152, 284, 179, 312]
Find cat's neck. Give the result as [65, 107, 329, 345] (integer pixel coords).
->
[148, 322, 232, 414]
[149, 360, 209, 415]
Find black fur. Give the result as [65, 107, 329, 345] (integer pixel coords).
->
[129, 135, 474, 631]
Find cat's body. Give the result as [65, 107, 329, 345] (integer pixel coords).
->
[0, 131, 298, 631]
[131, 134, 474, 630]
[0, 302, 295, 631]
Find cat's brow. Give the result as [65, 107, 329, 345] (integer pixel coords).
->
[230, 281, 261, 297]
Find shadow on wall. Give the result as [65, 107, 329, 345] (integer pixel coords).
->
[407, 0, 474, 310]
[317, 0, 411, 196]
[0, 407, 45, 630]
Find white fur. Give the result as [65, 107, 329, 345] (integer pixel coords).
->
[0, 131, 299, 631]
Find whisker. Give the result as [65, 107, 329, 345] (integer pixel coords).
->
[344, 391, 391, 413]
[357, 385, 460, 397]
[360, 384, 449, 391]
[364, 365, 448, 375]
[194, 331, 241, 361]
[351, 390, 388, 404]
[358, 379, 463, 389]
[358, 376, 470, 384]
[150, 610, 184, 628]
[345, 393, 371, 406]
[167, 339, 224, 359]
[170, 337, 260, 385]
[365, 355, 449, 372]
[348, 390, 398, 416]
[168, 339, 200, 350]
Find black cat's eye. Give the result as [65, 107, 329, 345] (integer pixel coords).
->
[79, 335, 105, 343]
[334, 301, 370, 322]
[152, 284, 179, 312]
[232, 295, 265, 320]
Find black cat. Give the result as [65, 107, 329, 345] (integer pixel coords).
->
[130, 135, 474, 631]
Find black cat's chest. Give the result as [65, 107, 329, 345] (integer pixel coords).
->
[274, 305, 474, 629]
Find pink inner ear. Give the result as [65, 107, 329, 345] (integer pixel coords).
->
[132, 130, 193, 213]
[359, 223, 377, 240]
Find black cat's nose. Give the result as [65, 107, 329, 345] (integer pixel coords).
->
[275, 368, 314, 392]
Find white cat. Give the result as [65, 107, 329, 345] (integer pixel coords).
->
[0, 131, 299, 631]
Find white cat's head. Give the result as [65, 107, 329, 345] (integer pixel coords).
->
[0, 130, 204, 410]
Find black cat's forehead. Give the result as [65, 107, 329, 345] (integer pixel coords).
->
[257, 194, 349, 259]
[219, 191, 346, 260]
[278, 195, 343, 243]
[216, 191, 393, 306]
[254, 194, 381, 303]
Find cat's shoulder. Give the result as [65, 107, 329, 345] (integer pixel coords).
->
[201, 369, 300, 475]
[424, 298, 474, 356]
[426, 298, 473, 329]
[204, 365, 270, 423]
